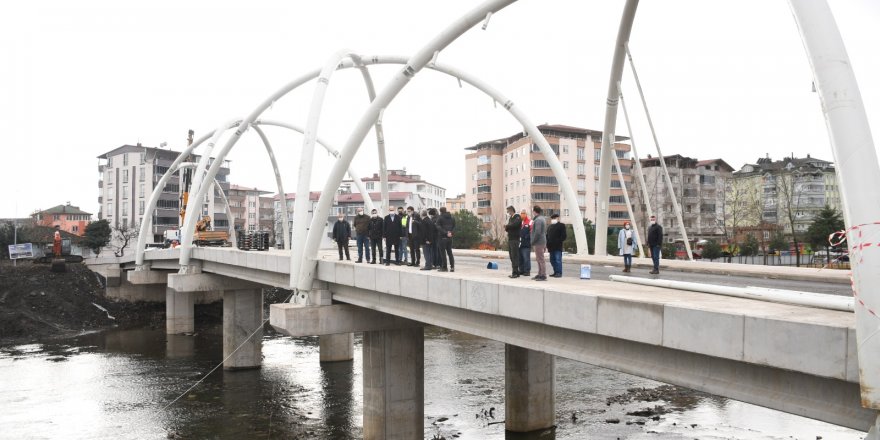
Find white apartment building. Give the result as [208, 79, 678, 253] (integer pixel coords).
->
[343, 169, 446, 211]
[464, 124, 633, 230]
[97, 143, 231, 244]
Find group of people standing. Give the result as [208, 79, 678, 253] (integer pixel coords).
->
[616, 214, 664, 274]
[332, 206, 457, 272]
[504, 205, 567, 281]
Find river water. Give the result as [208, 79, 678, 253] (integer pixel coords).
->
[0, 322, 865, 440]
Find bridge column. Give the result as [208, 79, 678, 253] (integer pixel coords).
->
[505, 344, 556, 433]
[320, 333, 354, 362]
[223, 288, 263, 370]
[166, 287, 195, 334]
[363, 326, 424, 440]
[309, 281, 355, 362]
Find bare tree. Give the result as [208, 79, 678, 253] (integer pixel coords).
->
[774, 169, 805, 267]
[719, 177, 762, 262]
[484, 206, 509, 250]
[112, 221, 139, 257]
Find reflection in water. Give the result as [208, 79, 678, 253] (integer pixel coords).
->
[320, 360, 355, 439]
[0, 324, 867, 440]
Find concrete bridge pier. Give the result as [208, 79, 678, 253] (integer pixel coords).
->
[363, 326, 424, 439]
[309, 281, 355, 362]
[168, 273, 265, 369]
[505, 344, 556, 433]
[320, 333, 354, 362]
[270, 302, 425, 440]
[223, 288, 264, 370]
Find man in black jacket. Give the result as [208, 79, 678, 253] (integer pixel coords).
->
[352, 208, 371, 263]
[406, 206, 421, 267]
[504, 206, 522, 278]
[647, 215, 663, 274]
[332, 214, 351, 261]
[436, 206, 456, 272]
[367, 209, 384, 264]
[383, 206, 403, 265]
[419, 209, 435, 270]
[546, 213, 567, 277]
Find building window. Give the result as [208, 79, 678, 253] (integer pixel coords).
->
[531, 160, 550, 169]
[123, 154, 128, 166]
[577, 179, 586, 190]
[72, 226, 78, 233]
[122, 203, 128, 216]
[477, 155, 490, 165]
[123, 186, 128, 199]
[577, 163, 585, 175]
[562, 145, 569, 154]
[140, 184, 145, 197]
[139, 167, 145, 181]
[563, 161, 569, 169]
[53, 214, 60, 220]
[140, 153, 145, 164]
[123, 169, 129, 183]
[594, 149, 601, 161]
[531, 176, 558, 185]
[532, 192, 560, 201]
[577, 148, 585, 160]
[139, 201, 145, 215]
[366, 182, 374, 190]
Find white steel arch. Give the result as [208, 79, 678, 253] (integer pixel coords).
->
[596, 0, 880, 422]
[136, 119, 375, 268]
[295, 0, 518, 294]
[789, 0, 880, 420]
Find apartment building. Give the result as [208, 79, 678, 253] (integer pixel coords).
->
[32, 203, 92, 236]
[228, 185, 275, 237]
[97, 143, 230, 244]
[733, 154, 840, 236]
[445, 194, 466, 214]
[634, 155, 734, 244]
[464, 124, 633, 232]
[342, 169, 446, 211]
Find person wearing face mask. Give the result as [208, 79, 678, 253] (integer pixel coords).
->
[546, 213, 567, 278]
[530, 206, 547, 281]
[617, 221, 639, 273]
[504, 206, 522, 278]
[406, 206, 421, 267]
[398, 207, 409, 264]
[353, 207, 371, 263]
[332, 214, 352, 261]
[367, 209, 384, 264]
[383, 206, 404, 265]
[419, 209, 435, 271]
[646, 215, 663, 274]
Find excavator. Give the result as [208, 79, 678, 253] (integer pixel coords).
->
[176, 129, 229, 247]
[35, 229, 84, 271]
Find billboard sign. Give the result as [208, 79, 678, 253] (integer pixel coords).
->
[8, 243, 34, 259]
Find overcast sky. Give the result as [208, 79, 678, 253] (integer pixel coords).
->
[1, 0, 877, 218]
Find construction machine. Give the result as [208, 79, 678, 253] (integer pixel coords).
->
[35, 230, 83, 271]
[193, 215, 229, 246]
[179, 129, 195, 225]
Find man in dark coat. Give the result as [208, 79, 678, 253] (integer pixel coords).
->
[383, 206, 403, 265]
[352, 207, 371, 263]
[332, 214, 351, 261]
[419, 209, 435, 270]
[647, 215, 664, 274]
[367, 208, 384, 264]
[406, 206, 422, 267]
[546, 213, 567, 277]
[504, 205, 522, 278]
[436, 206, 456, 272]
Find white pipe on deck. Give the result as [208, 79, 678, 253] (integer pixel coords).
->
[609, 275, 853, 312]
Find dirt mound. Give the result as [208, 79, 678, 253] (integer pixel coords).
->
[0, 261, 164, 345]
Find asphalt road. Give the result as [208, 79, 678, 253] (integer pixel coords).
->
[442, 254, 852, 297]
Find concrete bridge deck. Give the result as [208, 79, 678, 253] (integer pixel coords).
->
[88, 247, 873, 432]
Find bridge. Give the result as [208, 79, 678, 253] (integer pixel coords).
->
[89, 247, 873, 436]
[96, 0, 879, 438]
